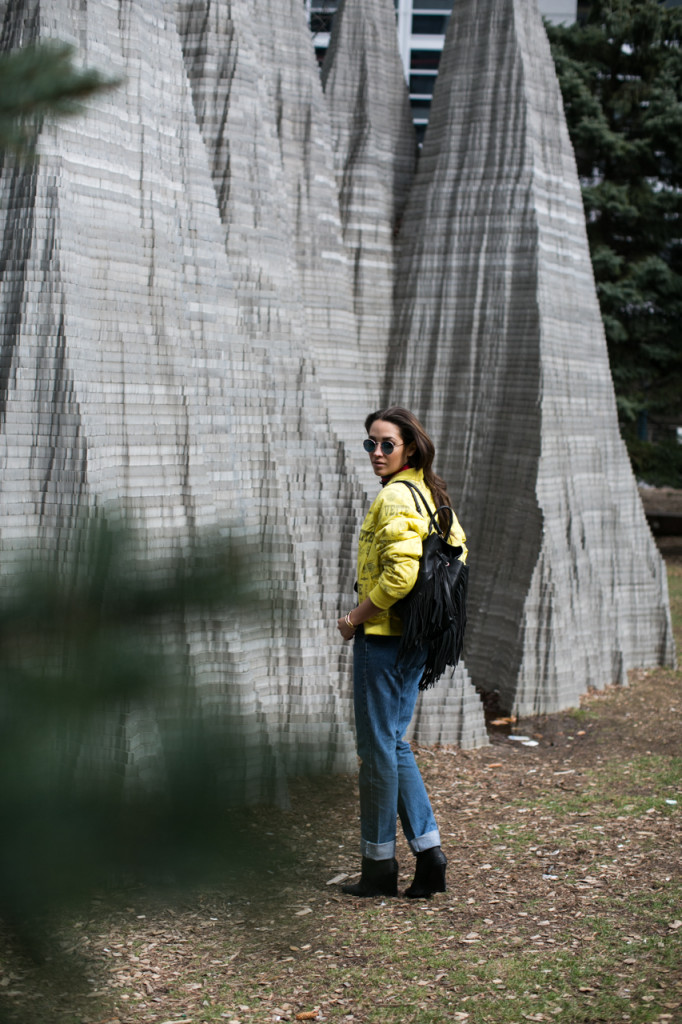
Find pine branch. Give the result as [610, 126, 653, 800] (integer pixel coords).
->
[0, 41, 119, 153]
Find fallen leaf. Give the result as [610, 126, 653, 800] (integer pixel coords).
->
[295, 1012, 319, 1021]
[668, 920, 682, 931]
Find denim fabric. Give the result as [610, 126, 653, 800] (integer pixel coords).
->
[352, 631, 441, 860]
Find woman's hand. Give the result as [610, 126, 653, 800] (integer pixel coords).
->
[337, 614, 357, 642]
[336, 598, 381, 641]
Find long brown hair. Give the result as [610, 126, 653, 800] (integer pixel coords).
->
[364, 407, 452, 534]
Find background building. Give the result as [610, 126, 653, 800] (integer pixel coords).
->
[306, 0, 579, 141]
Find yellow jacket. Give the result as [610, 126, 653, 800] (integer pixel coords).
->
[357, 467, 467, 637]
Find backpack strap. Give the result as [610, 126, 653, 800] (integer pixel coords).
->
[393, 480, 454, 539]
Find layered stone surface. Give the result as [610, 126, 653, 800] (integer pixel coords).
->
[319, 0, 487, 745]
[387, 0, 675, 715]
[1, 0, 674, 785]
[175, 0, 487, 750]
[0, 0, 359, 795]
[0, 0, 491, 794]
[322, 0, 416, 358]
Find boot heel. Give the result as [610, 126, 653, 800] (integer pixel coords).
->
[404, 847, 447, 899]
[342, 857, 398, 898]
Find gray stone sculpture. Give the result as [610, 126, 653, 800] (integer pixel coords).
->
[0, 0, 360, 796]
[0, 0, 673, 794]
[387, 0, 675, 715]
[176, 0, 487, 752]
[322, 0, 416, 357]
[0, 0, 489, 798]
[320, 0, 488, 748]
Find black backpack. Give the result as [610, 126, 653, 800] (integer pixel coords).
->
[393, 481, 468, 690]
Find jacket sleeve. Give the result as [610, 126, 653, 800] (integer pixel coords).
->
[368, 496, 425, 610]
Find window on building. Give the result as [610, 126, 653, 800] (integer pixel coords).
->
[409, 73, 438, 95]
[412, 14, 450, 34]
[410, 49, 442, 71]
[410, 97, 433, 113]
[413, 0, 453, 8]
[310, 10, 335, 33]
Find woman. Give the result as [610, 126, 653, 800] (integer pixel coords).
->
[337, 407, 467, 898]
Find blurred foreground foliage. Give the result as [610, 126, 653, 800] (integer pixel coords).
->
[0, 41, 118, 154]
[0, 515, 296, 957]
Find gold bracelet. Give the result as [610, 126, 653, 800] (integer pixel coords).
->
[345, 612, 356, 630]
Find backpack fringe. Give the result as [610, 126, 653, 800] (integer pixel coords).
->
[397, 559, 468, 690]
[391, 480, 468, 691]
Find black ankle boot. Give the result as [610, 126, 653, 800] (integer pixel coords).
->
[342, 856, 399, 897]
[404, 846, 447, 898]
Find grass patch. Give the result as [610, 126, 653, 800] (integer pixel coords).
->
[489, 755, 681, 831]
[196, 903, 682, 1024]
[3, 565, 681, 1024]
[567, 706, 591, 721]
[492, 822, 546, 851]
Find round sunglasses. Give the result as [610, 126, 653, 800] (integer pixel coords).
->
[363, 439, 405, 455]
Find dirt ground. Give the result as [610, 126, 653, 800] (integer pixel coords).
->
[1, 559, 680, 1024]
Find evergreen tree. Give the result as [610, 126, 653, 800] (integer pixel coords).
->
[547, 0, 682, 485]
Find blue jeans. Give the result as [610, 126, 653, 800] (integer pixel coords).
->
[352, 631, 441, 861]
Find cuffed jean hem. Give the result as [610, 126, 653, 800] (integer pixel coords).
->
[409, 829, 441, 854]
[361, 838, 397, 861]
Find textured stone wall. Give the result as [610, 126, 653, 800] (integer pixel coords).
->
[320, 0, 487, 746]
[387, 0, 675, 715]
[0, 0, 492, 793]
[322, 0, 416, 357]
[0, 0, 673, 790]
[175, 0, 487, 750]
[0, 0, 361, 794]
